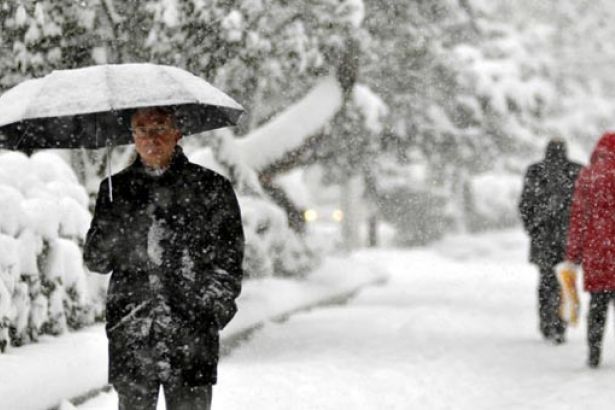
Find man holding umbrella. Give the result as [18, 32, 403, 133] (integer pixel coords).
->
[0, 63, 246, 409]
[84, 106, 244, 409]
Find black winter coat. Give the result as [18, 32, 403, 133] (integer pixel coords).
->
[519, 144, 581, 267]
[84, 148, 244, 386]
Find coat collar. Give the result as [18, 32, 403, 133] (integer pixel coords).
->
[130, 146, 189, 178]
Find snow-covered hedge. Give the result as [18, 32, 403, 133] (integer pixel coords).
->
[0, 151, 107, 353]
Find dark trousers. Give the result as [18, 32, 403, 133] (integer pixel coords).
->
[538, 264, 566, 338]
[588, 291, 615, 359]
[116, 380, 212, 410]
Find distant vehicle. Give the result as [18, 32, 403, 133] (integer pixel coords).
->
[304, 206, 344, 224]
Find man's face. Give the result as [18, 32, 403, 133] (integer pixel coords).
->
[131, 109, 182, 168]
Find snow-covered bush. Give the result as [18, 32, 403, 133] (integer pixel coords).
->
[467, 171, 523, 231]
[189, 146, 320, 279]
[239, 196, 317, 278]
[0, 151, 105, 352]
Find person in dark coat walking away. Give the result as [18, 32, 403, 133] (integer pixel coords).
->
[519, 138, 582, 344]
[84, 107, 244, 409]
[566, 132, 615, 368]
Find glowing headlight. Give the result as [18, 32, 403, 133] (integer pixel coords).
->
[304, 209, 318, 222]
[332, 210, 344, 222]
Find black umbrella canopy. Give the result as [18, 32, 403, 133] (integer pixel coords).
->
[0, 64, 244, 151]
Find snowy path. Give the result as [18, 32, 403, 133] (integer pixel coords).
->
[80, 230, 615, 410]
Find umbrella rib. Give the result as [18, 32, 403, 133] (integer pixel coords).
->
[14, 76, 50, 149]
[159, 67, 202, 106]
[22, 75, 49, 122]
[102, 65, 115, 201]
[100, 64, 116, 147]
[159, 68, 239, 132]
[103, 64, 114, 116]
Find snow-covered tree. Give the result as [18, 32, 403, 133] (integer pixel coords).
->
[143, 0, 364, 135]
[360, 0, 605, 237]
[0, 0, 99, 90]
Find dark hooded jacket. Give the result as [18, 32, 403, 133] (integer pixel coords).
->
[83, 147, 244, 386]
[519, 140, 582, 267]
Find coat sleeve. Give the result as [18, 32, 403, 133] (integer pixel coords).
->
[566, 169, 589, 264]
[518, 166, 540, 235]
[200, 177, 245, 330]
[83, 179, 118, 274]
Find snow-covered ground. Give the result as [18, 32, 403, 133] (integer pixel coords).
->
[78, 229, 614, 410]
[0, 256, 385, 410]
[211, 230, 614, 410]
[5, 229, 615, 410]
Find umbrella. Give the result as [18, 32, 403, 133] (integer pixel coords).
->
[0, 63, 244, 150]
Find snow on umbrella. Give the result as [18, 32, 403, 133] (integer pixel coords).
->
[0, 63, 244, 150]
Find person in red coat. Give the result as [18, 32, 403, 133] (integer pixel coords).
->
[566, 132, 615, 368]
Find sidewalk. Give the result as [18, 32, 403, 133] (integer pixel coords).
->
[0, 256, 387, 410]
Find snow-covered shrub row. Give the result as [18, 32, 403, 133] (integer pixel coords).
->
[0, 151, 107, 353]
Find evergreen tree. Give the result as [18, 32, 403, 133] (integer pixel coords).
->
[0, 0, 98, 90]
[361, 0, 568, 234]
[144, 0, 361, 134]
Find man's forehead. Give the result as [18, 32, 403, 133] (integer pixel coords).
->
[131, 109, 174, 126]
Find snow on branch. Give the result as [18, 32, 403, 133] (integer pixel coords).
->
[237, 75, 344, 171]
[101, 0, 125, 25]
[352, 83, 388, 134]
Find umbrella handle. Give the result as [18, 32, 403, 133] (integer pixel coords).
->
[106, 140, 113, 202]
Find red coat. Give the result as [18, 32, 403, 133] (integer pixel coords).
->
[567, 132, 615, 292]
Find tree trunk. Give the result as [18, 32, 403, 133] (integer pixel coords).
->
[340, 175, 363, 251]
[450, 168, 469, 233]
[367, 213, 378, 247]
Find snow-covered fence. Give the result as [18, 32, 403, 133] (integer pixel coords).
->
[0, 151, 106, 353]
